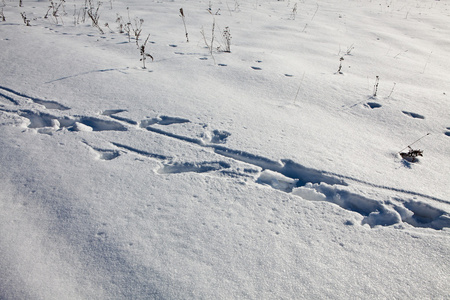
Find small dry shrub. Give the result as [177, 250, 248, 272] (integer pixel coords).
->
[400, 147, 423, 162]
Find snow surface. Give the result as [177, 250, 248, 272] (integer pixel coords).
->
[1, 0, 449, 298]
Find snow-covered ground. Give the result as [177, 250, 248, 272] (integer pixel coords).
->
[1, 0, 449, 298]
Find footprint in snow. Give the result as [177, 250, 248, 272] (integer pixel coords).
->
[402, 111, 425, 119]
[83, 142, 121, 161]
[200, 129, 231, 144]
[445, 127, 450, 137]
[0, 85, 70, 110]
[366, 102, 382, 109]
[140, 115, 190, 128]
[102, 109, 137, 125]
[158, 161, 231, 174]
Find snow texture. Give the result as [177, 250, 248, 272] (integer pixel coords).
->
[1, 0, 449, 298]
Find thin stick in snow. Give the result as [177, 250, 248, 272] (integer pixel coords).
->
[139, 34, 154, 69]
[387, 82, 396, 98]
[372, 76, 379, 97]
[179, 8, 189, 42]
[294, 72, 306, 104]
[422, 51, 432, 74]
[311, 3, 319, 21]
[398, 133, 430, 154]
[210, 19, 215, 56]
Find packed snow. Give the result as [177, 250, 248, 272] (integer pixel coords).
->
[1, 0, 449, 298]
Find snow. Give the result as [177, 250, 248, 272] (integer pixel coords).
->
[1, 0, 449, 298]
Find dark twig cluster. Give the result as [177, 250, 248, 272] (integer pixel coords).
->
[139, 34, 154, 69]
[400, 147, 423, 162]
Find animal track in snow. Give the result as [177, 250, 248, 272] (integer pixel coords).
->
[403, 200, 450, 229]
[102, 109, 128, 115]
[83, 141, 121, 161]
[445, 127, 450, 137]
[0, 90, 19, 105]
[101, 109, 137, 125]
[366, 102, 382, 109]
[1, 88, 447, 230]
[201, 129, 231, 144]
[75, 116, 128, 131]
[402, 111, 425, 119]
[0, 86, 127, 133]
[13, 110, 127, 132]
[158, 161, 231, 174]
[138, 121, 449, 230]
[140, 115, 190, 127]
[0, 85, 70, 110]
[112, 142, 170, 161]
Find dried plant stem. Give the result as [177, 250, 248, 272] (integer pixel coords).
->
[210, 19, 215, 56]
[87, 1, 104, 34]
[294, 72, 306, 104]
[422, 51, 432, 74]
[20, 12, 30, 26]
[372, 76, 379, 97]
[387, 82, 396, 98]
[398, 133, 430, 154]
[337, 57, 344, 74]
[311, 3, 319, 21]
[139, 34, 154, 69]
[291, 3, 297, 20]
[179, 8, 189, 42]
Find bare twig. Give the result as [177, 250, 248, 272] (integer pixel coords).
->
[311, 3, 319, 21]
[422, 51, 432, 74]
[133, 18, 144, 45]
[210, 19, 215, 55]
[87, 0, 104, 34]
[222, 26, 231, 52]
[398, 133, 430, 154]
[290, 3, 297, 20]
[20, 12, 30, 26]
[45, 0, 66, 24]
[200, 21, 216, 64]
[116, 14, 124, 33]
[337, 57, 344, 74]
[179, 8, 189, 42]
[372, 76, 379, 97]
[139, 34, 154, 69]
[294, 72, 306, 104]
[345, 44, 354, 55]
[387, 82, 396, 98]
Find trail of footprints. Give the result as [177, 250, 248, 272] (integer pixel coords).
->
[1, 86, 449, 230]
[365, 103, 450, 138]
[365, 100, 427, 120]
